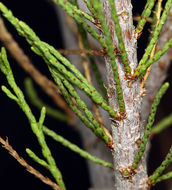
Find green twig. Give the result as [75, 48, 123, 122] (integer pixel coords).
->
[26, 148, 50, 169]
[150, 171, 172, 184]
[138, 37, 172, 76]
[43, 126, 114, 169]
[50, 67, 114, 149]
[24, 78, 71, 122]
[76, 18, 107, 97]
[52, 0, 95, 24]
[84, 0, 97, 17]
[148, 146, 172, 185]
[131, 83, 169, 172]
[93, 0, 126, 115]
[0, 47, 66, 189]
[151, 113, 172, 135]
[0, 3, 118, 119]
[50, 0, 107, 48]
[134, 0, 172, 78]
[108, 0, 131, 77]
[135, 0, 156, 38]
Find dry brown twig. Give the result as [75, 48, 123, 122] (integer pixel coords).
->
[0, 16, 73, 117]
[58, 48, 105, 57]
[0, 137, 63, 190]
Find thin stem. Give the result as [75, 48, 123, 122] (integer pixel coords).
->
[134, 0, 172, 78]
[43, 126, 114, 169]
[93, 0, 126, 115]
[135, 0, 156, 38]
[131, 83, 169, 172]
[148, 146, 172, 184]
[0, 48, 66, 189]
[24, 78, 71, 122]
[151, 113, 172, 135]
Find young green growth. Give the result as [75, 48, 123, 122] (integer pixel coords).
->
[26, 148, 50, 169]
[52, 0, 95, 24]
[135, 0, 156, 38]
[151, 113, 172, 135]
[108, 0, 131, 77]
[38, 107, 46, 130]
[50, 0, 107, 48]
[24, 78, 71, 122]
[0, 2, 118, 119]
[138, 37, 172, 76]
[148, 146, 172, 185]
[0, 47, 66, 189]
[134, 0, 172, 78]
[50, 68, 114, 149]
[93, 0, 126, 115]
[43, 126, 114, 169]
[84, 0, 97, 18]
[149, 171, 172, 184]
[131, 82, 169, 171]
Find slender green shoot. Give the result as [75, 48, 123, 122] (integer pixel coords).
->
[0, 47, 66, 189]
[50, 0, 107, 48]
[84, 0, 97, 17]
[38, 107, 46, 130]
[151, 113, 172, 135]
[131, 83, 169, 172]
[149, 171, 172, 184]
[148, 146, 172, 185]
[134, 0, 172, 78]
[26, 148, 50, 169]
[93, 0, 126, 115]
[135, 0, 156, 38]
[50, 67, 114, 149]
[76, 17, 107, 97]
[24, 78, 71, 122]
[108, 0, 131, 77]
[52, 0, 95, 24]
[43, 126, 114, 169]
[138, 37, 172, 76]
[0, 2, 118, 119]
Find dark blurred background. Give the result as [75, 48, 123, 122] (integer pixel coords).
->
[0, 0, 171, 190]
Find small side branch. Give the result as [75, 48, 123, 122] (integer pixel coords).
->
[0, 137, 63, 190]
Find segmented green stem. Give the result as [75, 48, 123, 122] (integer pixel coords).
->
[84, 0, 97, 17]
[131, 83, 169, 171]
[151, 113, 172, 135]
[108, 0, 131, 77]
[52, 0, 95, 24]
[38, 107, 46, 130]
[26, 148, 49, 169]
[0, 48, 65, 189]
[134, 0, 172, 77]
[138, 37, 172, 75]
[148, 146, 172, 184]
[0, 3, 118, 118]
[24, 78, 71, 122]
[135, 0, 156, 37]
[50, 0, 107, 48]
[77, 20, 107, 96]
[50, 67, 113, 148]
[93, 0, 126, 115]
[148, 1, 159, 41]
[150, 171, 172, 184]
[43, 126, 114, 169]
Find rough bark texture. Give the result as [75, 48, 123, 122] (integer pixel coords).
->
[102, 0, 147, 189]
